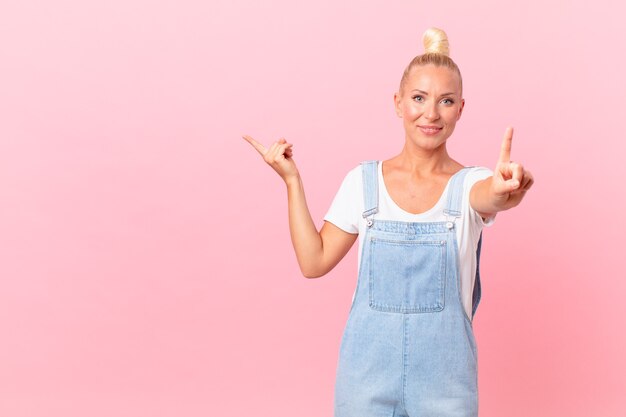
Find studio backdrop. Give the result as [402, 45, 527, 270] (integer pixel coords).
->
[0, 0, 624, 416]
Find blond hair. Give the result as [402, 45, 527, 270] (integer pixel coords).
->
[398, 27, 463, 96]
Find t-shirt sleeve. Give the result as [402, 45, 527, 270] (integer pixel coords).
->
[464, 166, 497, 227]
[323, 166, 361, 234]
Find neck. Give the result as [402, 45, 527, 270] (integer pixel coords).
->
[396, 139, 453, 175]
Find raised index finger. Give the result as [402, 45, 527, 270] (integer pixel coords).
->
[242, 134, 267, 155]
[498, 126, 513, 163]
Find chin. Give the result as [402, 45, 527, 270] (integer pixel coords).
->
[409, 132, 448, 146]
[409, 139, 447, 151]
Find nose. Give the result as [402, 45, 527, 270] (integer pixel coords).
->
[424, 102, 439, 120]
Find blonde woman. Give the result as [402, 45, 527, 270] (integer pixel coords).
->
[244, 27, 533, 417]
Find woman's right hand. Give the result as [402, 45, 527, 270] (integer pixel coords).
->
[242, 135, 299, 184]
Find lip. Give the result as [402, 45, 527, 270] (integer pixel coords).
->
[417, 125, 443, 135]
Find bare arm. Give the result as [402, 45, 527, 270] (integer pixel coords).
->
[243, 135, 357, 278]
[470, 127, 535, 217]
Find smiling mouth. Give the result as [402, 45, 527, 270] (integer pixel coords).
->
[418, 126, 443, 135]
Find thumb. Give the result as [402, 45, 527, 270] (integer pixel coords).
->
[493, 176, 520, 196]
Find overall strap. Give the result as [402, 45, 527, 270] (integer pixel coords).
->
[443, 167, 473, 220]
[360, 160, 379, 224]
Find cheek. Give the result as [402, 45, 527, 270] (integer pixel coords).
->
[444, 108, 461, 123]
[403, 104, 421, 119]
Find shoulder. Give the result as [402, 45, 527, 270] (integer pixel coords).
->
[324, 163, 366, 233]
[341, 160, 381, 185]
[464, 165, 494, 179]
[463, 166, 493, 189]
[338, 164, 364, 188]
[328, 163, 365, 200]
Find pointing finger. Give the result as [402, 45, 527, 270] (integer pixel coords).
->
[498, 126, 513, 163]
[242, 134, 268, 155]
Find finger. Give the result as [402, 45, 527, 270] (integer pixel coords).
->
[503, 178, 520, 193]
[266, 142, 291, 163]
[274, 143, 293, 161]
[265, 142, 281, 163]
[518, 176, 532, 191]
[498, 126, 513, 164]
[496, 161, 513, 181]
[521, 170, 534, 191]
[242, 134, 268, 155]
[511, 162, 524, 183]
[492, 177, 520, 196]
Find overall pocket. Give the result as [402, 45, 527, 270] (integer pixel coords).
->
[368, 237, 446, 313]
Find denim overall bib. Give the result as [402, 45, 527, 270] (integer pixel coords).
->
[334, 161, 482, 417]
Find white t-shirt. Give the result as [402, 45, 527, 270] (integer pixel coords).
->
[323, 161, 496, 321]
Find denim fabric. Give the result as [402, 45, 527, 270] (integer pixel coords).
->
[334, 161, 480, 417]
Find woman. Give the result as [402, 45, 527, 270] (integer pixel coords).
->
[243, 27, 533, 417]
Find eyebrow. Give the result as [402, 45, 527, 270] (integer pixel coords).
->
[411, 89, 457, 96]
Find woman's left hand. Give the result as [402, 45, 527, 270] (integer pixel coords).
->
[489, 126, 534, 210]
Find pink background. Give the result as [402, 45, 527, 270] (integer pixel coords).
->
[1, 0, 625, 416]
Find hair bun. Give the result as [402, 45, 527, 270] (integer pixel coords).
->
[422, 27, 450, 56]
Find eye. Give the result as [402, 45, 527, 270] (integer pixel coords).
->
[412, 95, 424, 102]
[441, 98, 454, 105]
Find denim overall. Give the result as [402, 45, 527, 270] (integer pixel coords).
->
[334, 161, 482, 417]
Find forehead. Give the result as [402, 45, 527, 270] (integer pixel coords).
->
[404, 65, 461, 95]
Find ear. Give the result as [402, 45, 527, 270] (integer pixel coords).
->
[456, 98, 465, 121]
[393, 91, 403, 118]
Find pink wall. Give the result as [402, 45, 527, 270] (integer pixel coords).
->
[1, 0, 625, 415]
